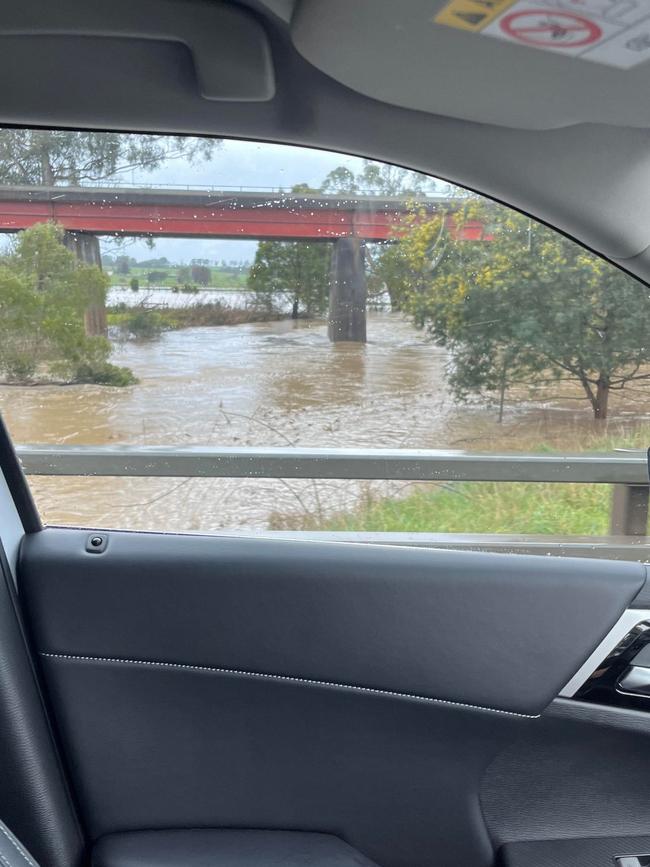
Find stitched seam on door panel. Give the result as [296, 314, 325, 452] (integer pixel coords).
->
[40, 652, 540, 719]
[0, 826, 39, 867]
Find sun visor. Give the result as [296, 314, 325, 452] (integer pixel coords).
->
[0, 0, 275, 102]
[292, 0, 650, 130]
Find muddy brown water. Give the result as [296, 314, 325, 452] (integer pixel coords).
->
[2, 313, 649, 532]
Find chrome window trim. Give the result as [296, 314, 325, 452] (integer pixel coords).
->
[560, 609, 650, 698]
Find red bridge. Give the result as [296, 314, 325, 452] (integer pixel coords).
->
[0, 184, 491, 343]
[0, 185, 487, 241]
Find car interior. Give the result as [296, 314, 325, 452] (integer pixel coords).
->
[3, 1, 650, 867]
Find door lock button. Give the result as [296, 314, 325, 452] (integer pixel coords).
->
[85, 533, 107, 553]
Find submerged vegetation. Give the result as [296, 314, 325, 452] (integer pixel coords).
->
[107, 301, 283, 339]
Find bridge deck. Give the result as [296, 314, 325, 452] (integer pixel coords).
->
[0, 186, 485, 240]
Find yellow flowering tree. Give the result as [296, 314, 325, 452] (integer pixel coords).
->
[396, 199, 650, 420]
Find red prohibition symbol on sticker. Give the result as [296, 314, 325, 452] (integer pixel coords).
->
[500, 9, 602, 48]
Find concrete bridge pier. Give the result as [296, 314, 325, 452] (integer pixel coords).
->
[62, 231, 108, 337]
[328, 237, 367, 343]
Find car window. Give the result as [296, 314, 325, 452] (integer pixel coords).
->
[0, 129, 647, 548]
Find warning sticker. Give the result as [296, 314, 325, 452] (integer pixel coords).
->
[433, 0, 650, 68]
[498, 9, 603, 47]
[435, 0, 518, 31]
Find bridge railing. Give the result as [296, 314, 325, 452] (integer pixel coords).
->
[70, 181, 300, 193]
[16, 446, 650, 555]
[0, 179, 469, 200]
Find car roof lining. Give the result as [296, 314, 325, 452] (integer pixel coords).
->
[0, 0, 649, 283]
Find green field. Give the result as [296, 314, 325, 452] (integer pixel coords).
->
[110, 265, 249, 289]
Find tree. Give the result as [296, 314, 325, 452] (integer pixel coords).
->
[320, 168, 359, 195]
[248, 241, 330, 317]
[138, 257, 169, 268]
[320, 160, 433, 197]
[290, 182, 320, 194]
[397, 200, 650, 420]
[0, 129, 216, 186]
[191, 264, 211, 285]
[0, 222, 135, 385]
[365, 241, 412, 311]
[115, 256, 132, 275]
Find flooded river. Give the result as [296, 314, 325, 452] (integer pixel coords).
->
[107, 287, 258, 309]
[2, 312, 649, 532]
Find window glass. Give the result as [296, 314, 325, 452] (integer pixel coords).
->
[0, 129, 647, 544]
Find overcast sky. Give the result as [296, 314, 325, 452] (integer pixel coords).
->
[100, 139, 369, 264]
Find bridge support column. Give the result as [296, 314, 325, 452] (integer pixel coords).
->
[328, 237, 367, 343]
[62, 231, 107, 337]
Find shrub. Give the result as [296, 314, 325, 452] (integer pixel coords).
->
[122, 309, 165, 339]
[72, 360, 138, 386]
[3, 353, 37, 383]
[130, 277, 140, 291]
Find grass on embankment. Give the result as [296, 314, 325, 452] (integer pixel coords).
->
[279, 425, 650, 536]
[318, 482, 613, 535]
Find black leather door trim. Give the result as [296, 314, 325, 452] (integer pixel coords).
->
[92, 829, 381, 867]
[36, 651, 523, 867]
[39, 652, 541, 719]
[19, 528, 646, 717]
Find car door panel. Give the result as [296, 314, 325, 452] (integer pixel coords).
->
[39, 651, 518, 867]
[19, 528, 645, 716]
[16, 526, 648, 867]
[483, 698, 650, 864]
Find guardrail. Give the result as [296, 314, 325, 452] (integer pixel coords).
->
[16, 445, 650, 537]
